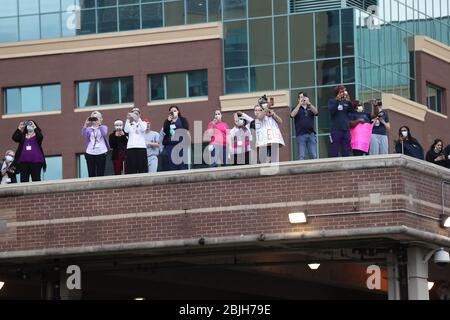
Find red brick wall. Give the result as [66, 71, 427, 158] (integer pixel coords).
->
[0, 159, 448, 254]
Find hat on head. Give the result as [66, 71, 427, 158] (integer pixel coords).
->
[334, 85, 346, 95]
[352, 100, 361, 109]
[131, 107, 141, 113]
[143, 118, 150, 123]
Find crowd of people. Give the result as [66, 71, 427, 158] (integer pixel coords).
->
[2, 85, 450, 184]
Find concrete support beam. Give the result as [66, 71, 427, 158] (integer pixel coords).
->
[407, 246, 429, 300]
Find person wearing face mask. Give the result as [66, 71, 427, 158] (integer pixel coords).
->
[328, 86, 354, 157]
[162, 105, 190, 171]
[229, 112, 253, 166]
[368, 100, 390, 155]
[349, 100, 372, 156]
[143, 118, 160, 173]
[12, 120, 46, 182]
[82, 111, 109, 178]
[250, 96, 285, 164]
[1, 150, 17, 184]
[124, 107, 148, 174]
[109, 119, 128, 175]
[395, 126, 424, 160]
[205, 110, 229, 167]
[426, 139, 447, 168]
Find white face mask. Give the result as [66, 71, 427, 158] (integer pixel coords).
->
[5, 155, 14, 162]
[357, 106, 363, 112]
[115, 126, 123, 131]
[27, 126, 34, 132]
[172, 111, 179, 118]
[261, 103, 268, 110]
[238, 119, 244, 127]
[215, 113, 222, 121]
[401, 131, 408, 138]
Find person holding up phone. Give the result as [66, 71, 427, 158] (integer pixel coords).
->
[124, 107, 148, 174]
[290, 92, 318, 160]
[82, 111, 109, 177]
[162, 105, 190, 171]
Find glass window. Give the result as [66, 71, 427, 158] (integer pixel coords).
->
[1, 0, 18, 17]
[316, 59, 341, 86]
[290, 13, 314, 61]
[99, 78, 120, 105]
[316, 86, 335, 134]
[290, 62, 315, 88]
[225, 67, 249, 94]
[273, 0, 287, 15]
[142, 3, 163, 28]
[188, 70, 208, 97]
[426, 83, 444, 113]
[61, 10, 76, 37]
[223, 0, 246, 20]
[98, 0, 117, 6]
[274, 16, 288, 63]
[341, 9, 354, 56]
[5, 88, 21, 114]
[343, 58, 355, 83]
[19, 0, 39, 15]
[119, 0, 139, 4]
[19, 15, 40, 41]
[164, 1, 185, 27]
[249, 18, 273, 65]
[187, 0, 207, 24]
[77, 154, 89, 178]
[21, 87, 42, 113]
[119, 5, 140, 31]
[0, 17, 19, 43]
[150, 74, 165, 101]
[42, 156, 63, 181]
[98, 7, 118, 33]
[224, 20, 248, 68]
[77, 81, 98, 107]
[40, 0, 61, 13]
[80, 0, 96, 9]
[208, 0, 221, 22]
[316, 10, 341, 59]
[120, 77, 134, 103]
[42, 84, 61, 111]
[248, 0, 271, 18]
[77, 9, 96, 35]
[275, 64, 289, 90]
[166, 73, 187, 99]
[41, 13, 61, 39]
[250, 65, 274, 92]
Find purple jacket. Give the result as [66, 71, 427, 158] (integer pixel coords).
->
[82, 125, 110, 151]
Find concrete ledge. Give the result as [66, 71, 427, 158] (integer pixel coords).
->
[409, 36, 450, 64]
[382, 93, 428, 122]
[0, 225, 449, 260]
[0, 154, 449, 197]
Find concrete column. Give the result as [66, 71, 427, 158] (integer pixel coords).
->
[386, 253, 401, 300]
[407, 246, 429, 300]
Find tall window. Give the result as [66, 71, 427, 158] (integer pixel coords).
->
[426, 83, 444, 113]
[149, 70, 208, 101]
[76, 76, 133, 107]
[4, 84, 61, 114]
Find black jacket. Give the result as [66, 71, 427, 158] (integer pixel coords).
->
[109, 132, 128, 160]
[12, 128, 47, 172]
[162, 117, 189, 146]
[426, 149, 448, 168]
[395, 138, 424, 160]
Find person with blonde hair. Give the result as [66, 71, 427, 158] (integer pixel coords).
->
[82, 111, 109, 177]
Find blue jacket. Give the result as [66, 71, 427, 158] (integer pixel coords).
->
[328, 99, 354, 131]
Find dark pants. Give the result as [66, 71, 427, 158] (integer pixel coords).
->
[164, 145, 188, 171]
[19, 162, 43, 182]
[232, 152, 250, 166]
[113, 151, 126, 175]
[352, 149, 367, 156]
[329, 130, 351, 157]
[85, 153, 106, 177]
[210, 145, 227, 167]
[126, 148, 148, 174]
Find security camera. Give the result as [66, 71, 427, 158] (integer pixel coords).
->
[423, 248, 450, 267]
[434, 249, 450, 266]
